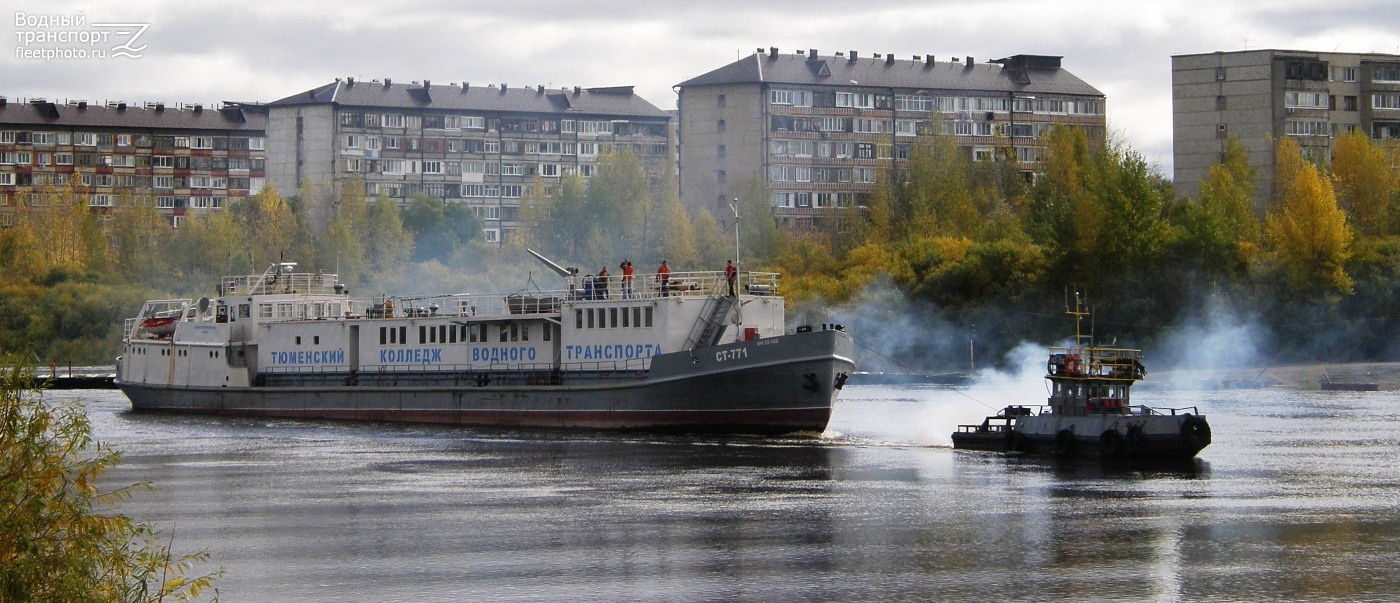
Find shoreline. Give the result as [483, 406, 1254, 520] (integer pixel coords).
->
[1147, 361, 1400, 391]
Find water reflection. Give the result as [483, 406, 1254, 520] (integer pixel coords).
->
[49, 386, 1400, 601]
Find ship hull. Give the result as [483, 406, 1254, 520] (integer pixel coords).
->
[120, 329, 855, 435]
[953, 412, 1211, 459]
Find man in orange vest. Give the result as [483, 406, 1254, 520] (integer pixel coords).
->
[657, 260, 671, 297]
[620, 260, 634, 298]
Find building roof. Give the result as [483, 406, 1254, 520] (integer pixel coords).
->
[677, 50, 1104, 98]
[269, 79, 671, 120]
[0, 98, 267, 132]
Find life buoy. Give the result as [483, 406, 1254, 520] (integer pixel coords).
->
[1099, 429, 1123, 457]
[1054, 429, 1077, 456]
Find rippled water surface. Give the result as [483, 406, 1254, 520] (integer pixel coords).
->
[58, 383, 1400, 602]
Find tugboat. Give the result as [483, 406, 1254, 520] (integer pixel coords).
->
[952, 294, 1211, 459]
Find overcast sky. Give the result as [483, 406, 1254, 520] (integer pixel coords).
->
[6, 0, 1399, 176]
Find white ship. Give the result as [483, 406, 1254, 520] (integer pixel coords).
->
[116, 253, 856, 434]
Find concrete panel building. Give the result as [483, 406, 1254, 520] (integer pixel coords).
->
[0, 96, 266, 227]
[267, 79, 672, 244]
[676, 48, 1106, 230]
[1172, 49, 1400, 208]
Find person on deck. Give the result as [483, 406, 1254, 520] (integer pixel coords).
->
[657, 260, 671, 297]
[596, 267, 609, 299]
[724, 260, 737, 297]
[620, 260, 635, 298]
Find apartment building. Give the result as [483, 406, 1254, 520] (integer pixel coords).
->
[1172, 49, 1400, 208]
[0, 96, 267, 227]
[266, 79, 672, 244]
[676, 48, 1106, 229]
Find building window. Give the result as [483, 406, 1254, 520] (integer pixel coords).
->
[1215, 67, 1226, 81]
[1344, 96, 1359, 111]
[717, 94, 726, 108]
[1372, 65, 1400, 83]
[717, 119, 726, 133]
[717, 145, 725, 159]
[1215, 96, 1227, 111]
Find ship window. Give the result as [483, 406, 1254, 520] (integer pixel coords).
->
[239, 304, 251, 318]
[500, 325, 508, 343]
[295, 336, 302, 345]
[398, 326, 406, 345]
[420, 325, 428, 343]
[259, 304, 273, 318]
[644, 307, 653, 328]
[622, 308, 630, 328]
[511, 323, 520, 342]
[314, 336, 320, 345]
[544, 325, 551, 341]
[439, 325, 447, 343]
[575, 309, 583, 329]
[450, 326, 458, 344]
[610, 308, 618, 328]
[633, 308, 642, 328]
[587, 309, 595, 329]
[521, 325, 529, 341]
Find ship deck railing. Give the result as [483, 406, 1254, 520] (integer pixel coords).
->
[1033, 403, 1204, 417]
[351, 271, 780, 318]
[223, 271, 343, 297]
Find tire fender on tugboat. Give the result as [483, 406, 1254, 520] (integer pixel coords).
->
[1099, 429, 1123, 457]
[1180, 415, 1211, 447]
[1054, 429, 1077, 457]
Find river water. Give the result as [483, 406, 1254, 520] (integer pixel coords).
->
[58, 380, 1399, 602]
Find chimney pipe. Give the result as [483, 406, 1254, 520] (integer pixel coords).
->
[347, 76, 354, 86]
[926, 55, 935, 65]
[384, 78, 392, 88]
[885, 54, 895, 65]
[810, 48, 818, 59]
[966, 56, 974, 65]
[770, 46, 778, 56]
[848, 50, 857, 62]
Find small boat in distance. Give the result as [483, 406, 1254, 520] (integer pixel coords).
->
[953, 294, 1211, 459]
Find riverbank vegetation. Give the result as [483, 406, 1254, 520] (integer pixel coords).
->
[1, 131, 1396, 368]
[0, 361, 220, 600]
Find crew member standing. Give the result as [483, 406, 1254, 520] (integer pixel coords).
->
[621, 260, 635, 298]
[596, 266, 609, 299]
[724, 260, 737, 297]
[657, 260, 671, 297]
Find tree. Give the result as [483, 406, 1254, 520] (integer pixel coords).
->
[584, 148, 653, 260]
[362, 196, 412, 279]
[1330, 130, 1397, 237]
[0, 362, 220, 601]
[232, 185, 297, 269]
[1265, 158, 1355, 295]
[1180, 137, 1261, 279]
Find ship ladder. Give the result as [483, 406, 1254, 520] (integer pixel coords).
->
[686, 295, 737, 349]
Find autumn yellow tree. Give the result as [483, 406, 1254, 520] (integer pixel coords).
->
[1330, 130, 1397, 237]
[1265, 157, 1354, 295]
[234, 184, 297, 269]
